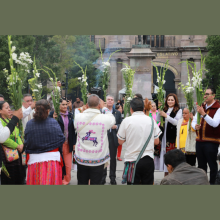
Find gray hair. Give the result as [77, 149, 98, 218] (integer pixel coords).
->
[23, 94, 32, 99]
[87, 94, 100, 108]
[151, 101, 156, 105]
[106, 95, 114, 100]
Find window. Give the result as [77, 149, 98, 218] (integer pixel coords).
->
[145, 35, 165, 47]
[90, 35, 95, 43]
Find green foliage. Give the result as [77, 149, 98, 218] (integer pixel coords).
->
[67, 78, 80, 94]
[204, 35, 220, 90]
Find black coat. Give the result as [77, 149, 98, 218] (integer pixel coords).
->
[49, 111, 76, 152]
[108, 107, 122, 146]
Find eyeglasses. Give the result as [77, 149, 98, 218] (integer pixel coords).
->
[204, 93, 213, 96]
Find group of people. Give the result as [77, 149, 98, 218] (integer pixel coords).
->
[0, 85, 220, 185]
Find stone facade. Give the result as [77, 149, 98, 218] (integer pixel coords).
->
[92, 35, 208, 103]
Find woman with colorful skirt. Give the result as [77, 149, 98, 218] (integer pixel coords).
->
[0, 101, 24, 185]
[49, 98, 76, 185]
[25, 99, 65, 185]
[155, 93, 182, 176]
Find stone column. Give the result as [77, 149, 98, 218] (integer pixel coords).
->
[109, 59, 118, 101]
[117, 60, 122, 99]
[121, 35, 131, 48]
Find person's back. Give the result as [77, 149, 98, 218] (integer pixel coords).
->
[160, 162, 209, 185]
[160, 149, 209, 185]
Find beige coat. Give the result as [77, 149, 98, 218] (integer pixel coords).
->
[176, 118, 197, 152]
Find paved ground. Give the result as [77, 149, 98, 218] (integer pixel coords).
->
[70, 144, 219, 185]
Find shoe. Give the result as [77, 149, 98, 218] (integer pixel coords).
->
[110, 179, 117, 185]
[117, 157, 122, 161]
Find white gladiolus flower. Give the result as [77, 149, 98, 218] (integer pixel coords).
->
[78, 77, 81, 80]
[127, 97, 132, 101]
[10, 41, 12, 44]
[36, 73, 40, 77]
[11, 46, 16, 52]
[86, 82, 88, 86]
[186, 82, 190, 86]
[56, 86, 60, 91]
[50, 78, 53, 81]
[12, 53, 17, 60]
[157, 79, 159, 83]
[33, 89, 39, 92]
[163, 80, 166, 84]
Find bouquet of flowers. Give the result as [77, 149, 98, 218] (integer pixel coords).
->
[75, 61, 88, 104]
[3, 35, 33, 136]
[42, 67, 61, 120]
[28, 57, 43, 101]
[179, 60, 194, 131]
[120, 63, 135, 118]
[99, 40, 120, 101]
[152, 60, 169, 127]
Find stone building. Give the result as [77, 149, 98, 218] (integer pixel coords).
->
[91, 35, 208, 104]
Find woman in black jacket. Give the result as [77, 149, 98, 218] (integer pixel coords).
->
[49, 98, 76, 185]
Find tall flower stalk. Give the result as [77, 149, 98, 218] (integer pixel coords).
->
[120, 63, 135, 118]
[42, 67, 61, 120]
[152, 60, 169, 127]
[3, 36, 32, 137]
[99, 40, 120, 101]
[75, 61, 88, 104]
[181, 50, 207, 124]
[28, 57, 43, 101]
[178, 60, 194, 131]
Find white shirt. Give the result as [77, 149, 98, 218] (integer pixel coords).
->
[0, 121, 10, 143]
[192, 101, 220, 129]
[117, 111, 162, 162]
[74, 108, 116, 166]
[22, 106, 34, 131]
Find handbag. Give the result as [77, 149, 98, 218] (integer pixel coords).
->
[122, 117, 154, 185]
[1, 117, 19, 163]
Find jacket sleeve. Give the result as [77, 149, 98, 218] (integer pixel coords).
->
[2, 133, 18, 149]
[160, 179, 171, 185]
[48, 111, 54, 118]
[0, 121, 10, 143]
[116, 111, 122, 130]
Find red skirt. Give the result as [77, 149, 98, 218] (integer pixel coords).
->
[26, 161, 62, 185]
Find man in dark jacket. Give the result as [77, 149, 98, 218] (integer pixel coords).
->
[102, 95, 122, 185]
[160, 149, 209, 185]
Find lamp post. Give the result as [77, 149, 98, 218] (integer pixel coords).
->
[65, 70, 68, 99]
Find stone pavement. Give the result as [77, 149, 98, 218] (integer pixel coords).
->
[70, 144, 218, 185]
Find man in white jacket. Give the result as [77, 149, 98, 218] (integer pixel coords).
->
[74, 94, 116, 185]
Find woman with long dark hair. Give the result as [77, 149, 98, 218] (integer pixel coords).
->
[155, 93, 182, 175]
[0, 101, 24, 184]
[25, 99, 65, 185]
[49, 98, 76, 185]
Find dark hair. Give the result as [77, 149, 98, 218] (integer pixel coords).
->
[0, 94, 4, 99]
[207, 86, 216, 95]
[0, 101, 6, 110]
[164, 149, 186, 168]
[115, 105, 122, 110]
[34, 99, 51, 121]
[130, 97, 144, 112]
[23, 94, 32, 99]
[135, 93, 143, 99]
[164, 93, 180, 113]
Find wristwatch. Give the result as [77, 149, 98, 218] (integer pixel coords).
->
[203, 114, 207, 118]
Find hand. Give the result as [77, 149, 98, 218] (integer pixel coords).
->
[195, 124, 201, 131]
[197, 105, 206, 116]
[67, 101, 72, 110]
[159, 110, 167, 118]
[111, 125, 117, 129]
[73, 145, 75, 151]
[82, 105, 88, 112]
[13, 108, 23, 120]
[57, 81, 61, 87]
[189, 113, 194, 120]
[53, 112, 58, 119]
[17, 144, 24, 153]
[31, 101, 36, 109]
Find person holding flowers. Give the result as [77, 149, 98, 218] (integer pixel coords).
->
[155, 93, 182, 175]
[192, 87, 220, 185]
[0, 101, 24, 184]
[49, 98, 77, 185]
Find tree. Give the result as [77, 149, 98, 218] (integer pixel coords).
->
[68, 35, 101, 94]
[204, 35, 220, 90]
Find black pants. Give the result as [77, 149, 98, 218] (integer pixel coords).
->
[196, 141, 219, 185]
[102, 132, 118, 181]
[77, 163, 104, 185]
[185, 154, 197, 166]
[127, 155, 154, 185]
